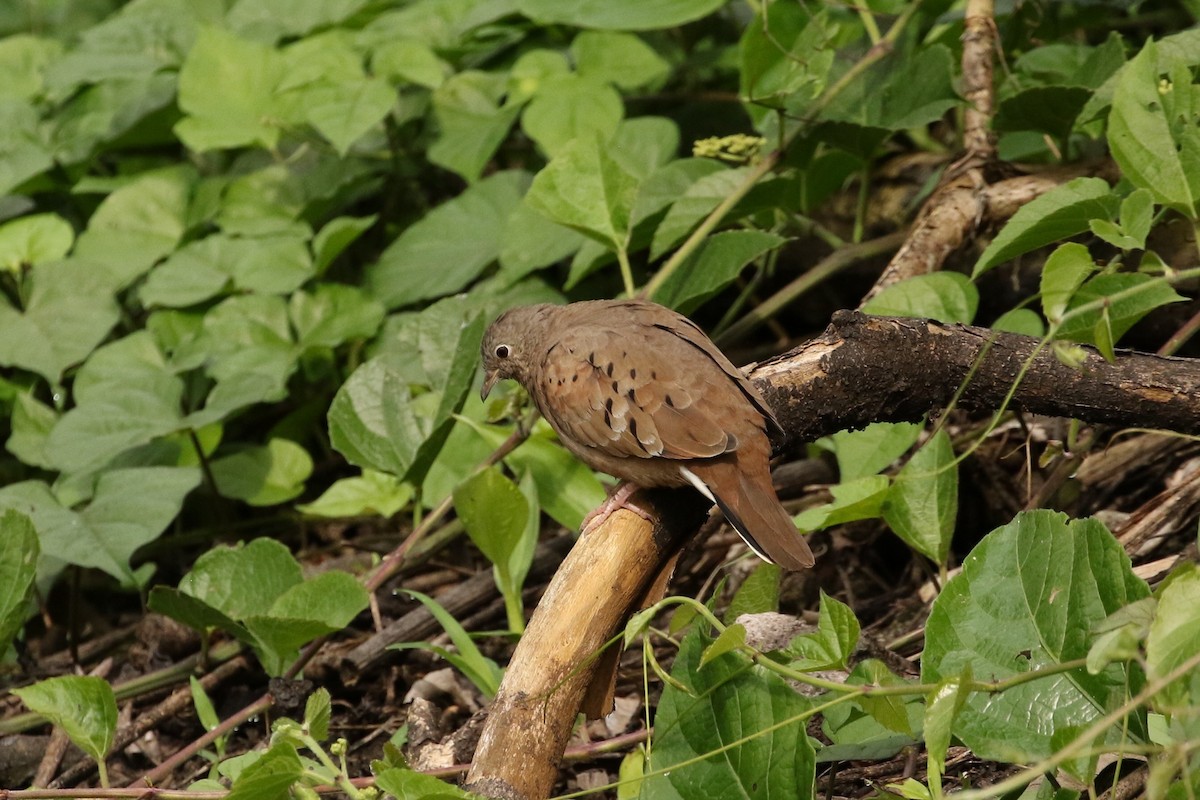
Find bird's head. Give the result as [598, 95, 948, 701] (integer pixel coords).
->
[479, 304, 555, 400]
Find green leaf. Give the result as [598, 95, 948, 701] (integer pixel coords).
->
[571, 31, 669, 90]
[297, 470, 413, 518]
[861, 273, 978, 324]
[1118, 188, 1155, 248]
[515, 0, 727, 31]
[189, 676, 220, 733]
[700, 623, 747, 667]
[740, 3, 835, 117]
[824, 44, 960, 133]
[924, 673, 969, 778]
[1040, 243, 1097, 323]
[178, 538, 303, 620]
[825, 422, 923, 482]
[175, 26, 288, 151]
[640, 629, 816, 797]
[72, 166, 195, 288]
[974, 177, 1119, 277]
[454, 466, 529, 571]
[785, 591, 860, 671]
[224, 742, 303, 800]
[329, 302, 484, 484]
[367, 171, 529, 308]
[305, 688, 331, 741]
[14, 676, 117, 765]
[498, 198, 586, 283]
[793, 475, 890, 534]
[312, 215, 377, 275]
[141, 233, 315, 308]
[428, 71, 523, 183]
[922, 510, 1151, 776]
[0, 99, 54, 196]
[0, 510, 38, 654]
[1109, 40, 1200, 217]
[522, 74, 623, 157]
[990, 308, 1045, 336]
[649, 166, 748, 260]
[653, 231, 787, 313]
[849, 660, 917, 736]
[883, 430, 958, 565]
[0, 213, 73, 271]
[725, 562, 781, 623]
[371, 39, 447, 89]
[210, 439, 314, 506]
[525, 135, 640, 252]
[993, 85, 1092, 143]
[290, 284, 385, 350]
[0, 468, 199, 584]
[1146, 564, 1200, 709]
[7, 391, 59, 469]
[374, 766, 478, 800]
[394, 590, 502, 697]
[1056, 273, 1185, 344]
[0, 259, 120, 383]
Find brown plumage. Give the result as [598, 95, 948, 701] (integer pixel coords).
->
[479, 299, 814, 571]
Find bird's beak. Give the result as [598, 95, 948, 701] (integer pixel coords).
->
[481, 369, 500, 400]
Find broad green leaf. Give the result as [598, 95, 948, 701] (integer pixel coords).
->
[649, 166, 748, 260]
[785, 591, 860, 671]
[924, 674, 969, 778]
[312, 215, 377, 274]
[374, 766, 478, 800]
[990, 308, 1045, 336]
[850, 660, 916, 736]
[453, 466, 529, 570]
[653, 230, 787, 312]
[522, 74, 623, 157]
[330, 299, 484, 484]
[1040, 243, 1097, 323]
[526, 135, 640, 252]
[516, 0, 727, 31]
[175, 26, 288, 151]
[305, 688, 332, 741]
[607, 117, 680, 179]
[72, 166, 195, 288]
[993, 86, 1092, 143]
[223, 742, 303, 800]
[793, 475, 890, 534]
[0, 510, 38, 654]
[825, 422, 923, 482]
[0, 35, 61, 101]
[639, 629, 816, 798]
[428, 71, 523, 183]
[700, 623, 746, 667]
[371, 39, 447, 89]
[177, 538, 303, 621]
[725, 562, 781, 623]
[571, 31, 669, 89]
[1109, 40, 1200, 217]
[973, 178, 1119, 277]
[290, 284, 384, 350]
[0, 213, 73, 271]
[210, 439, 313, 506]
[1118, 188, 1154, 248]
[824, 45, 960, 133]
[228, 0, 368, 40]
[1056, 273, 1185, 344]
[141, 233, 314, 308]
[883, 430, 958, 565]
[0, 99, 54, 196]
[740, 3, 835, 117]
[263, 570, 368, 631]
[498, 198, 587, 282]
[0, 468, 199, 584]
[13, 676, 117, 765]
[0, 259, 120, 384]
[922, 510, 1150, 777]
[1146, 564, 1200, 709]
[367, 171, 529, 308]
[297, 470, 413, 518]
[861, 273, 978, 324]
[7, 391, 59, 469]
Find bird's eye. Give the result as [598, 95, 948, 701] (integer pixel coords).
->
[494, 344, 511, 359]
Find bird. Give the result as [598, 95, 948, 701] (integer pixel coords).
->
[479, 299, 814, 571]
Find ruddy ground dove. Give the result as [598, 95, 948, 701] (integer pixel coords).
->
[479, 299, 814, 570]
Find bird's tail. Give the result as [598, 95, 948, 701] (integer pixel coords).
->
[682, 457, 815, 570]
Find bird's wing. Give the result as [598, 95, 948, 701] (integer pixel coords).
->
[536, 324, 744, 460]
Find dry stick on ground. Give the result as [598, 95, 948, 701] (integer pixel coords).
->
[463, 312, 1200, 799]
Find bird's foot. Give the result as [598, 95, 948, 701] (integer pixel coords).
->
[580, 482, 653, 535]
